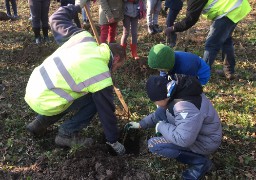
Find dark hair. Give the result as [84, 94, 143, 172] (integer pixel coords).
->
[108, 43, 126, 61]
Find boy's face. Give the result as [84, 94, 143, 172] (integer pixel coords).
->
[154, 98, 169, 108]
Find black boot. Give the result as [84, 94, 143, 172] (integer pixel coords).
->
[33, 27, 41, 44]
[148, 25, 156, 35]
[153, 24, 162, 33]
[27, 113, 64, 136]
[42, 27, 49, 42]
[176, 151, 213, 180]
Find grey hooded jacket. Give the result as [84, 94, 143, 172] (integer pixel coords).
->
[139, 75, 222, 155]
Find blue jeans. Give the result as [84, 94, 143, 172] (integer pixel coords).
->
[57, 94, 97, 136]
[81, 1, 91, 22]
[148, 137, 190, 158]
[203, 16, 237, 74]
[5, 0, 17, 16]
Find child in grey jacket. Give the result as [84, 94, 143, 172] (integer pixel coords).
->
[126, 74, 222, 179]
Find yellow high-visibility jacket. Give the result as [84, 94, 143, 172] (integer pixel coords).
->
[25, 31, 113, 116]
[202, 0, 251, 23]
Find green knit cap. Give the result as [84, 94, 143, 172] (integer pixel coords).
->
[148, 44, 175, 70]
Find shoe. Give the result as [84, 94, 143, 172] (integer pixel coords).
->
[153, 24, 162, 33]
[130, 44, 140, 60]
[13, 15, 19, 19]
[26, 117, 48, 136]
[28, 16, 32, 21]
[148, 25, 156, 35]
[43, 36, 50, 43]
[176, 151, 213, 180]
[35, 37, 41, 44]
[106, 141, 125, 155]
[55, 134, 94, 148]
[7, 13, 12, 18]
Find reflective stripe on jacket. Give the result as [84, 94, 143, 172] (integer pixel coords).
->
[202, 0, 251, 23]
[25, 31, 113, 116]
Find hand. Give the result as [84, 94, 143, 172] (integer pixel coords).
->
[106, 141, 125, 155]
[155, 121, 162, 137]
[124, 122, 140, 131]
[75, 0, 88, 9]
[165, 26, 174, 37]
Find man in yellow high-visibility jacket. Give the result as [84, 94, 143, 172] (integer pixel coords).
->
[25, 2, 126, 155]
[165, 0, 251, 80]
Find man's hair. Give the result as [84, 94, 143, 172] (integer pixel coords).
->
[108, 43, 126, 61]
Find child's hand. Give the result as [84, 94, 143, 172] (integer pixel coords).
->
[124, 122, 140, 131]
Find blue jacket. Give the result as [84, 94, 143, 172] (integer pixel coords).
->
[160, 51, 210, 85]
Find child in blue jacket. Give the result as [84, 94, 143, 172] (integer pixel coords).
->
[148, 44, 210, 85]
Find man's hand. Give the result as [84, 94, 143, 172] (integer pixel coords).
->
[75, 0, 88, 9]
[124, 122, 140, 131]
[165, 26, 174, 37]
[155, 121, 162, 137]
[106, 141, 125, 155]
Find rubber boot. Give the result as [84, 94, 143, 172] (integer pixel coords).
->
[175, 151, 213, 180]
[130, 44, 139, 60]
[33, 27, 41, 44]
[121, 43, 127, 58]
[42, 27, 49, 42]
[26, 114, 64, 136]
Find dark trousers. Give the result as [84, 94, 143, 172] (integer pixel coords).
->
[5, 0, 17, 16]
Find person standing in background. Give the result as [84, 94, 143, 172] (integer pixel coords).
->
[165, 0, 183, 47]
[5, 0, 18, 19]
[29, 0, 50, 44]
[58, 0, 81, 28]
[146, 0, 162, 34]
[98, 0, 124, 43]
[165, 0, 252, 80]
[121, 0, 142, 60]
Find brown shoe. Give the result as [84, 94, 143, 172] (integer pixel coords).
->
[55, 134, 94, 148]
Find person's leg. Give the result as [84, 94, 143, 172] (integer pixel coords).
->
[121, 15, 131, 56]
[222, 24, 237, 77]
[176, 151, 213, 179]
[100, 24, 109, 43]
[27, 113, 66, 136]
[148, 137, 189, 158]
[108, 22, 117, 43]
[121, 15, 130, 45]
[148, 137, 212, 179]
[82, 1, 90, 23]
[41, 0, 50, 40]
[10, 0, 18, 17]
[5, 0, 11, 16]
[73, 13, 81, 28]
[203, 17, 237, 70]
[30, 0, 42, 43]
[58, 94, 97, 137]
[152, 0, 162, 33]
[147, 0, 155, 34]
[130, 17, 139, 60]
